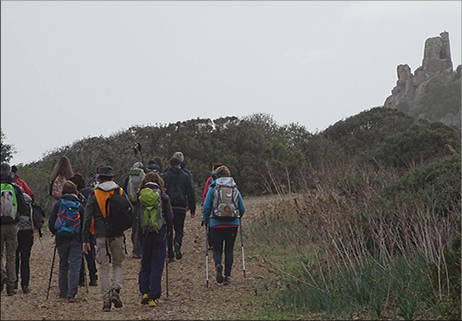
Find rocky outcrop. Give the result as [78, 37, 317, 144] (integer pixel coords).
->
[384, 32, 460, 126]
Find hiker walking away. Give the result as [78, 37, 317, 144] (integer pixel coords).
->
[123, 162, 145, 259]
[49, 156, 74, 212]
[82, 166, 132, 312]
[202, 166, 245, 286]
[201, 163, 223, 251]
[1, 163, 28, 296]
[163, 151, 192, 179]
[137, 172, 173, 307]
[11, 165, 34, 198]
[69, 173, 98, 287]
[49, 181, 85, 303]
[162, 156, 196, 263]
[145, 159, 161, 174]
[153, 157, 165, 174]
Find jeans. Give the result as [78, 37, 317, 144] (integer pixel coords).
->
[95, 236, 125, 302]
[57, 238, 82, 299]
[167, 209, 186, 259]
[16, 230, 34, 287]
[212, 227, 238, 277]
[139, 231, 166, 300]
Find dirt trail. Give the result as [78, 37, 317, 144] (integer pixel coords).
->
[1, 198, 269, 320]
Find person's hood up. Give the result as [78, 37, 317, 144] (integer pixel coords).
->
[96, 181, 119, 191]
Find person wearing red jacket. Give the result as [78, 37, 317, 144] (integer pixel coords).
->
[11, 166, 33, 197]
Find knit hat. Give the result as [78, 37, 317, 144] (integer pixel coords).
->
[146, 163, 160, 173]
[172, 151, 184, 163]
[0, 163, 11, 178]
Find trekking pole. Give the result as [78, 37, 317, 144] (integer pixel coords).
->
[205, 225, 209, 288]
[46, 243, 57, 300]
[239, 221, 246, 278]
[165, 240, 169, 298]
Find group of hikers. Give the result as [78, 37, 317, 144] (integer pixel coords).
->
[0, 151, 245, 312]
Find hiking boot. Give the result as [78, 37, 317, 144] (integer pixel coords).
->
[216, 264, 224, 284]
[7, 284, 16, 296]
[224, 276, 231, 286]
[59, 293, 67, 300]
[89, 279, 98, 286]
[168, 257, 175, 264]
[1, 275, 7, 292]
[22, 285, 30, 294]
[141, 293, 149, 305]
[111, 289, 123, 308]
[102, 301, 112, 312]
[68, 297, 76, 303]
[174, 242, 182, 260]
[148, 299, 158, 307]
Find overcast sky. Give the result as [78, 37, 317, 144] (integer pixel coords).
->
[1, 1, 461, 165]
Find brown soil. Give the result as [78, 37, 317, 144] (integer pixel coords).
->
[1, 197, 273, 320]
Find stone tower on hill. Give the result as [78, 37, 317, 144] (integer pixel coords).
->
[384, 31, 460, 128]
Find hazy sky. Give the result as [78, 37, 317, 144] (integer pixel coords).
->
[2, 1, 461, 165]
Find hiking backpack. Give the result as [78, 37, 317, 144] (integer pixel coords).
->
[127, 168, 145, 202]
[18, 193, 34, 231]
[212, 178, 240, 221]
[139, 185, 165, 233]
[1, 183, 17, 223]
[104, 188, 134, 238]
[55, 199, 81, 238]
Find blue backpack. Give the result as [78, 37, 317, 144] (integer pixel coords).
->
[55, 199, 81, 238]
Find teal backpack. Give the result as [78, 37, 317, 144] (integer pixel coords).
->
[139, 185, 165, 233]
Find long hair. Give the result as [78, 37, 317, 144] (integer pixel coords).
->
[153, 157, 165, 174]
[138, 172, 166, 193]
[50, 156, 74, 182]
[69, 173, 85, 190]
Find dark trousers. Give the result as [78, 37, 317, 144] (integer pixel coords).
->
[131, 204, 142, 255]
[15, 230, 34, 287]
[139, 231, 166, 300]
[79, 233, 97, 283]
[212, 227, 238, 277]
[167, 209, 186, 259]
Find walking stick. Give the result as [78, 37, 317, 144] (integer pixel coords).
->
[46, 244, 57, 300]
[205, 224, 209, 288]
[239, 221, 246, 278]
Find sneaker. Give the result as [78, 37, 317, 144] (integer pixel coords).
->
[68, 297, 76, 303]
[89, 279, 98, 287]
[14, 281, 18, 290]
[224, 276, 231, 285]
[141, 293, 149, 305]
[216, 264, 224, 284]
[59, 293, 67, 300]
[22, 286, 30, 294]
[7, 284, 16, 296]
[111, 289, 123, 308]
[102, 301, 111, 312]
[148, 299, 158, 307]
[174, 242, 182, 260]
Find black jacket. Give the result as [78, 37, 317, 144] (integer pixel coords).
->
[0, 175, 28, 225]
[162, 166, 196, 212]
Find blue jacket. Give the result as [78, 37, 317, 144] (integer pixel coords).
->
[202, 177, 245, 228]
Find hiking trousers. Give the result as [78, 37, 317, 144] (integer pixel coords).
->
[95, 236, 125, 302]
[167, 208, 186, 259]
[57, 238, 82, 299]
[1, 224, 18, 287]
[212, 227, 238, 277]
[16, 230, 34, 288]
[139, 231, 166, 300]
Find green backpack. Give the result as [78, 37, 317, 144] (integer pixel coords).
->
[1, 183, 18, 223]
[139, 186, 165, 233]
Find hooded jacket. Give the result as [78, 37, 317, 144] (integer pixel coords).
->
[13, 173, 33, 196]
[202, 177, 245, 228]
[82, 180, 132, 243]
[162, 166, 196, 212]
[49, 193, 85, 245]
[0, 175, 28, 225]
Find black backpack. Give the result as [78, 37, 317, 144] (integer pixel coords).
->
[104, 188, 134, 238]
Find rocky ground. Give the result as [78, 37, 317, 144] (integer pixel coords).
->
[1, 197, 273, 320]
